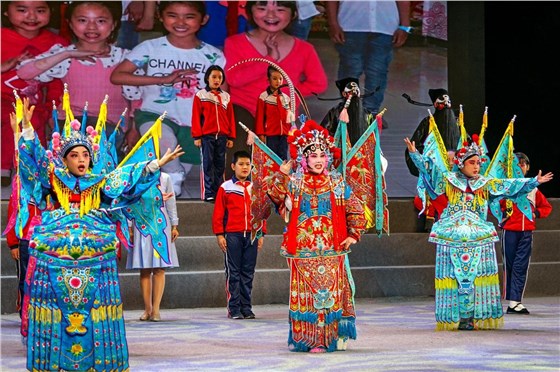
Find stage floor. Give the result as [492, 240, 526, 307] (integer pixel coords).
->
[2, 296, 559, 371]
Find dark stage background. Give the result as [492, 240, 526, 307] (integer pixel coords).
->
[450, 2, 559, 197]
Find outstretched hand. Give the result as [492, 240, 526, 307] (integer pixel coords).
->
[280, 159, 293, 175]
[10, 112, 18, 135]
[10, 97, 35, 134]
[404, 137, 416, 152]
[536, 170, 553, 184]
[158, 145, 185, 168]
[22, 97, 35, 129]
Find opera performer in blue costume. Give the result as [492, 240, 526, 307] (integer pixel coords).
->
[7, 89, 183, 371]
[404, 109, 553, 331]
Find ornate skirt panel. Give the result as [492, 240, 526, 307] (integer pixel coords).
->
[287, 255, 357, 352]
[25, 250, 129, 371]
[434, 243, 504, 331]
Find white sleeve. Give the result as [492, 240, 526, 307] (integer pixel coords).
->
[163, 173, 179, 225]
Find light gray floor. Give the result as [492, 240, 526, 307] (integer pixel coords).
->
[2, 296, 559, 371]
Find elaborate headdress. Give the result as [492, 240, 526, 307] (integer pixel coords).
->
[288, 120, 341, 166]
[336, 77, 360, 97]
[53, 120, 97, 161]
[47, 84, 126, 173]
[453, 133, 486, 169]
[428, 88, 451, 110]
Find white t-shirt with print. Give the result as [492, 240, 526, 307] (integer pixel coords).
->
[123, 36, 226, 127]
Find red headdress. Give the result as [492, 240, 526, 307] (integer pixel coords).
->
[287, 120, 342, 164]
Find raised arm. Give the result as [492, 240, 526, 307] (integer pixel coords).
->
[110, 59, 197, 86]
[17, 48, 101, 81]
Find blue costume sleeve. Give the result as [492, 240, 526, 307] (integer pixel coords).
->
[488, 176, 539, 222]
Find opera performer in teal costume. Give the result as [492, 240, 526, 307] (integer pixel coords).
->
[7, 91, 183, 371]
[404, 110, 553, 331]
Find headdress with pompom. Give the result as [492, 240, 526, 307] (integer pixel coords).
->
[453, 133, 486, 169]
[287, 120, 341, 166]
[48, 84, 121, 172]
[53, 120, 98, 162]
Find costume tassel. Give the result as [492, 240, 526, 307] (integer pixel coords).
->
[52, 175, 71, 214]
[62, 83, 75, 136]
[94, 95, 109, 143]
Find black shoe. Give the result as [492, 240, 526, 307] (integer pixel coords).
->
[242, 311, 255, 319]
[458, 317, 474, 330]
[228, 313, 243, 319]
[507, 304, 530, 314]
[204, 196, 215, 203]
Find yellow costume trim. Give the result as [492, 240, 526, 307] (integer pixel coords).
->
[434, 277, 458, 290]
[52, 171, 105, 216]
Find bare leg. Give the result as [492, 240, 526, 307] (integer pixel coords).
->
[139, 269, 153, 320]
[151, 268, 166, 320]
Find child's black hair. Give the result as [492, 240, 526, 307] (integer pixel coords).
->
[64, 1, 122, 44]
[1, 1, 56, 28]
[232, 150, 251, 164]
[157, 1, 206, 17]
[267, 66, 282, 79]
[515, 152, 530, 165]
[204, 65, 226, 87]
[245, 1, 297, 27]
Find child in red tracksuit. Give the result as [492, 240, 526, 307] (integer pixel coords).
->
[212, 151, 265, 319]
[500, 152, 552, 315]
[254, 66, 291, 160]
[192, 65, 236, 201]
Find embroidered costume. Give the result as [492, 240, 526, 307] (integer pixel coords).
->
[9, 90, 170, 371]
[240, 60, 387, 352]
[263, 120, 368, 352]
[408, 110, 544, 330]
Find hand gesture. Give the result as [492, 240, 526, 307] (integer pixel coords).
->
[123, 125, 141, 155]
[280, 159, 293, 175]
[193, 139, 201, 148]
[171, 226, 179, 242]
[536, 170, 553, 184]
[226, 139, 234, 149]
[158, 145, 185, 168]
[257, 237, 264, 251]
[1, 51, 31, 73]
[393, 29, 409, 48]
[165, 69, 198, 85]
[22, 97, 35, 129]
[264, 34, 280, 60]
[125, 1, 144, 23]
[328, 22, 345, 44]
[217, 235, 227, 253]
[68, 49, 105, 63]
[10, 112, 18, 135]
[404, 137, 416, 153]
[10, 247, 20, 261]
[340, 236, 357, 250]
[162, 192, 174, 201]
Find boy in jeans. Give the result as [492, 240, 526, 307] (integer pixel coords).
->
[212, 151, 264, 319]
